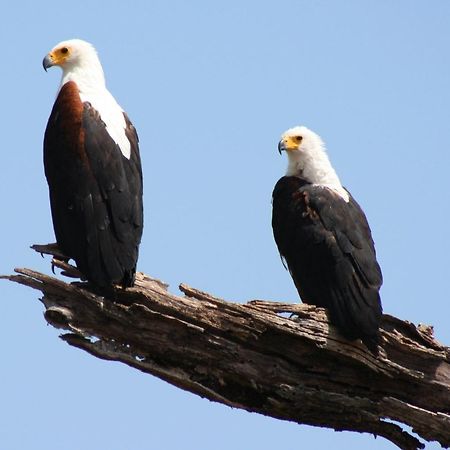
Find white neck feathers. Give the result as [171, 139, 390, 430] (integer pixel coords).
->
[60, 56, 106, 94]
[284, 127, 349, 202]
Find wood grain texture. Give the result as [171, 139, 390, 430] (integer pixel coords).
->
[2, 244, 450, 450]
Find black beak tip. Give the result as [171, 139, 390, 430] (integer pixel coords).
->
[277, 141, 283, 155]
[42, 55, 52, 72]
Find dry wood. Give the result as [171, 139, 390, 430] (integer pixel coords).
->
[2, 244, 450, 450]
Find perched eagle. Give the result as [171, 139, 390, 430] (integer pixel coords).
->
[272, 126, 382, 353]
[43, 39, 143, 288]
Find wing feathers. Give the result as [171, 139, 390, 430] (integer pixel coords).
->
[272, 176, 382, 353]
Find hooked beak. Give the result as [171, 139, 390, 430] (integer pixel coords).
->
[278, 140, 286, 155]
[42, 54, 54, 72]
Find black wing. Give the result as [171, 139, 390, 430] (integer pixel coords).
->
[272, 176, 382, 352]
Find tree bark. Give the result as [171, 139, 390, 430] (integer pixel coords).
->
[2, 244, 450, 450]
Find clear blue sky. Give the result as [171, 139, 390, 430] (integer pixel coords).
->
[1, 1, 449, 449]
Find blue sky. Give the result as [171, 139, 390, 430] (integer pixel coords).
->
[1, 1, 449, 449]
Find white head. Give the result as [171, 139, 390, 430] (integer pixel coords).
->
[43, 39, 105, 91]
[43, 39, 132, 159]
[278, 126, 349, 201]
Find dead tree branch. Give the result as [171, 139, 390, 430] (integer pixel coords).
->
[2, 244, 450, 450]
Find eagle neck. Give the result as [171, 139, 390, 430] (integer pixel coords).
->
[59, 59, 106, 97]
[286, 149, 349, 202]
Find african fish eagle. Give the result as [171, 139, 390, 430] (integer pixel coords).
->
[43, 39, 143, 288]
[272, 126, 382, 353]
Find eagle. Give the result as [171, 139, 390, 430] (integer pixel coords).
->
[272, 126, 382, 353]
[42, 39, 143, 288]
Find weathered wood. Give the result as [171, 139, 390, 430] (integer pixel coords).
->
[2, 244, 450, 450]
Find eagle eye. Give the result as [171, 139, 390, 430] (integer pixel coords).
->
[295, 136, 303, 142]
[61, 47, 69, 54]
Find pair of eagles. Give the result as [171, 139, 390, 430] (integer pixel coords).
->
[42, 39, 382, 354]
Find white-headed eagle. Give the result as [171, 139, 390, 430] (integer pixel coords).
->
[43, 39, 143, 288]
[272, 126, 382, 354]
